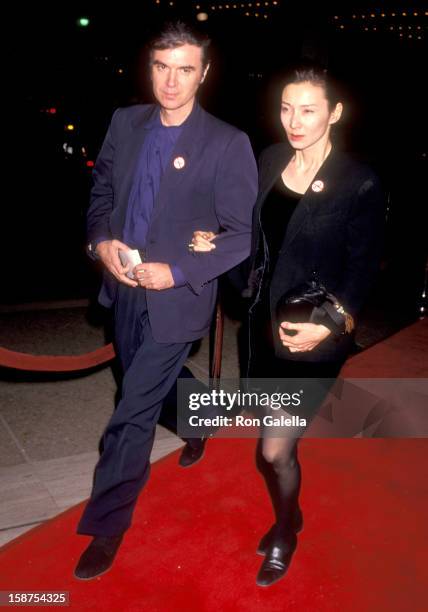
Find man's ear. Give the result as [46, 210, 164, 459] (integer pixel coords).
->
[200, 63, 210, 84]
[329, 102, 343, 125]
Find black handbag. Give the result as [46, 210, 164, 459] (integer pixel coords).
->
[275, 280, 354, 336]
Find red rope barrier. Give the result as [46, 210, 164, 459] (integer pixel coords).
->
[0, 344, 116, 372]
[0, 299, 224, 373]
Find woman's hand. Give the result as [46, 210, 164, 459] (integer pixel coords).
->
[278, 322, 331, 352]
[189, 231, 217, 252]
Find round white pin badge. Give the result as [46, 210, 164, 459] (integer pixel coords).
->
[173, 156, 186, 170]
[311, 180, 324, 192]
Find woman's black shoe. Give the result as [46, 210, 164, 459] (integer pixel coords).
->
[256, 532, 297, 587]
[256, 508, 303, 555]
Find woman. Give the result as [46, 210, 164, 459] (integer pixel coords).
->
[190, 63, 385, 587]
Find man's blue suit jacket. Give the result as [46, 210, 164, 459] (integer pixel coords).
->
[87, 101, 258, 343]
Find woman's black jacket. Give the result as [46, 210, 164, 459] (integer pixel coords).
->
[248, 143, 385, 363]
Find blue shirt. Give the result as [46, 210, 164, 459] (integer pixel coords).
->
[122, 109, 186, 286]
[123, 110, 182, 249]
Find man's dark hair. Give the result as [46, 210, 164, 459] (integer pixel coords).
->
[282, 60, 342, 110]
[148, 21, 211, 69]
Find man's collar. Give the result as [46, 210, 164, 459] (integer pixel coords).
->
[143, 107, 162, 130]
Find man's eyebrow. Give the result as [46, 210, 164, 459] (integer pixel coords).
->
[152, 59, 196, 70]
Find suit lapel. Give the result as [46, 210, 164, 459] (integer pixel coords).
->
[281, 147, 342, 251]
[115, 106, 158, 231]
[256, 144, 293, 223]
[250, 143, 292, 266]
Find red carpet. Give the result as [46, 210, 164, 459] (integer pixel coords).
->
[342, 318, 428, 378]
[1, 438, 427, 611]
[1, 320, 427, 611]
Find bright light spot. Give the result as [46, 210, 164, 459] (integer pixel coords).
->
[86, 160, 95, 168]
[196, 12, 209, 21]
[77, 17, 90, 27]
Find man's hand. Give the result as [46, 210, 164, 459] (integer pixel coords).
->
[133, 262, 175, 291]
[190, 231, 217, 252]
[278, 322, 331, 353]
[95, 240, 138, 288]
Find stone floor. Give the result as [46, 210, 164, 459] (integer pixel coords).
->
[0, 300, 243, 547]
[0, 295, 412, 548]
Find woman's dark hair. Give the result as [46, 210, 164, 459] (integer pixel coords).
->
[281, 60, 342, 110]
[148, 21, 211, 69]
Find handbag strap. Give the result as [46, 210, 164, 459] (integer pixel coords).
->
[209, 288, 224, 392]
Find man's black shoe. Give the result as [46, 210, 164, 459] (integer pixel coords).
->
[178, 438, 207, 467]
[74, 535, 124, 580]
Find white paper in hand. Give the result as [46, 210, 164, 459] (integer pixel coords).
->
[118, 249, 142, 279]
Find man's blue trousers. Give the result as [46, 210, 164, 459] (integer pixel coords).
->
[77, 286, 192, 537]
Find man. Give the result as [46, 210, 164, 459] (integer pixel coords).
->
[74, 21, 257, 580]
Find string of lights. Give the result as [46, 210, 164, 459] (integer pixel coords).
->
[153, 0, 281, 20]
[332, 8, 427, 41]
[149, 1, 427, 38]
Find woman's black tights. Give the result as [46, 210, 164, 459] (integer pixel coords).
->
[256, 434, 301, 537]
